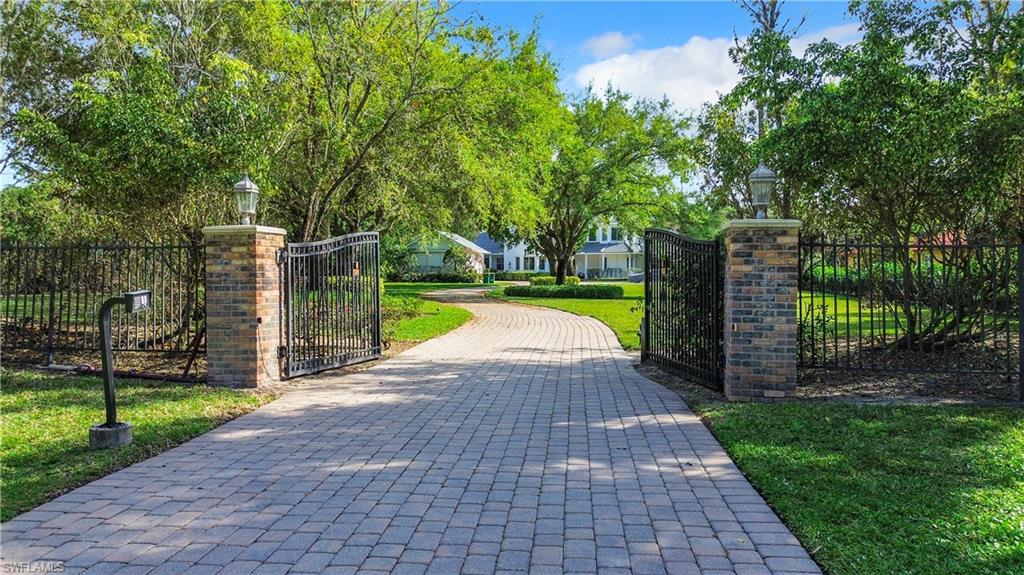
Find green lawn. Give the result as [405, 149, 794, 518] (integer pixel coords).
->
[687, 397, 1024, 575]
[0, 370, 278, 522]
[383, 282, 489, 344]
[496, 282, 644, 349]
[801, 290, 1021, 337]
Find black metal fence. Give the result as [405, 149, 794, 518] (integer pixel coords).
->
[1, 241, 206, 363]
[798, 238, 1023, 398]
[642, 229, 724, 389]
[281, 232, 381, 378]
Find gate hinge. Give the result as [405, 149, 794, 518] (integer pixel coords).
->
[277, 345, 287, 359]
[276, 248, 287, 264]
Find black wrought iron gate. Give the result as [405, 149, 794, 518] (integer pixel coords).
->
[280, 232, 381, 378]
[642, 229, 724, 389]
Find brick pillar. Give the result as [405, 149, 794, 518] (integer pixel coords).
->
[203, 225, 286, 388]
[721, 219, 802, 401]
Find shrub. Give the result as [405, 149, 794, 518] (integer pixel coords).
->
[443, 245, 477, 275]
[494, 271, 543, 281]
[529, 275, 581, 286]
[504, 284, 623, 299]
[381, 295, 422, 346]
[385, 272, 480, 283]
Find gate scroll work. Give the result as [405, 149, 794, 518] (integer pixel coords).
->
[642, 229, 724, 390]
[279, 232, 381, 378]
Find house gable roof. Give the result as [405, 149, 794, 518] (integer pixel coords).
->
[473, 232, 503, 254]
[577, 241, 638, 254]
[438, 231, 488, 254]
[410, 231, 488, 254]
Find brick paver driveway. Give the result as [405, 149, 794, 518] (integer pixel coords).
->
[2, 289, 819, 575]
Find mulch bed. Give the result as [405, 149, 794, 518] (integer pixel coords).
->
[797, 368, 1021, 404]
[634, 362, 1021, 406]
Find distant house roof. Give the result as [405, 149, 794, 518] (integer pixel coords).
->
[473, 232, 503, 254]
[410, 231, 488, 254]
[577, 241, 639, 255]
[439, 231, 488, 254]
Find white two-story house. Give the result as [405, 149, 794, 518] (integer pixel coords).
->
[473, 219, 643, 279]
[408, 220, 644, 279]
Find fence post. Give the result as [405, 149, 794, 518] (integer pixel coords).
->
[1018, 244, 1023, 402]
[45, 247, 57, 365]
[721, 219, 802, 402]
[202, 225, 287, 388]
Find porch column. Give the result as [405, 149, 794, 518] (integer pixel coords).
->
[203, 225, 287, 388]
[721, 219, 802, 401]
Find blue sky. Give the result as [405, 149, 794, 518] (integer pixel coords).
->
[452, 1, 860, 113]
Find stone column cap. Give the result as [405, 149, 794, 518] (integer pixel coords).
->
[203, 225, 287, 237]
[721, 219, 802, 232]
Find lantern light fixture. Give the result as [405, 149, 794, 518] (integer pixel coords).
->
[233, 173, 259, 225]
[749, 163, 776, 220]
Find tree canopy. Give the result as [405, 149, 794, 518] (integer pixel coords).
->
[1, 0, 560, 245]
[516, 87, 692, 283]
[698, 0, 1023, 243]
[3, 0, 1022, 256]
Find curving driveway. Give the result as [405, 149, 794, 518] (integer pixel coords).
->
[1, 289, 819, 575]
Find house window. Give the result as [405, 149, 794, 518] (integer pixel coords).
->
[611, 227, 622, 241]
[493, 255, 504, 271]
[515, 257, 520, 270]
[524, 257, 536, 271]
[539, 258, 546, 270]
[601, 228, 608, 242]
[588, 230, 597, 242]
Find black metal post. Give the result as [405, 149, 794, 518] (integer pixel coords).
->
[45, 248, 57, 364]
[1018, 245, 1023, 402]
[374, 240, 382, 352]
[98, 296, 126, 427]
[642, 232, 650, 362]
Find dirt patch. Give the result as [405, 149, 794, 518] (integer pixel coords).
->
[797, 368, 1021, 404]
[1, 348, 206, 381]
[634, 362, 1022, 407]
[633, 362, 727, 409]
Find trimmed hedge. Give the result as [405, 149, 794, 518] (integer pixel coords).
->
[493, 271, 544, 281]
[529, 275, 580, 286]
[386, 272, 480, 283]
[504, 284, 623, 299]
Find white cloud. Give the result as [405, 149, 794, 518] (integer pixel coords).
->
[572, 23, 862, 114]
[580, 31, 641, 59]
[574, 35, 739, 114]
[790, 22, 861, 57]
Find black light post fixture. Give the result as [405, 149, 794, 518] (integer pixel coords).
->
[749, 163, 776, 220]
[234, 173, 259, 225]
[89, 290, 151, 449]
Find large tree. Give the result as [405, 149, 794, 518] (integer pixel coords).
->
[3, 0, 286, 239]
[768, 0, 1023, 351]
[269, 1, 550, 241]
[695, 0, 805, 219]
[1, 0, 559, 245]
[524, 87, 692, 284]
